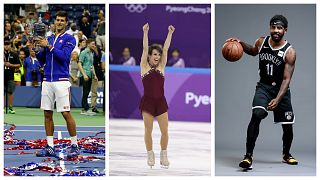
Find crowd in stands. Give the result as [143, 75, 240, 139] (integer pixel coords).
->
[110, 47, 185, 68]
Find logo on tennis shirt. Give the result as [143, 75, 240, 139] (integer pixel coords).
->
[66, 42, 75, 47]
[285, 111, 293, 120]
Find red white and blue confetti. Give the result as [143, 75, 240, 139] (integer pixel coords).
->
[4, 123, 106, 176]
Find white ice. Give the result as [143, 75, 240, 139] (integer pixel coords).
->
[109, 119, 211, 176]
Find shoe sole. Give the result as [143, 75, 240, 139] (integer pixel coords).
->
[282, 160, 298, 165]
[239, 162, 253, 170]
[160, 163, 169, 169]
[240, 165, 253, 170]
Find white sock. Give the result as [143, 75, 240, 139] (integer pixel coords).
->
[47, 136, 54, 147]
[71, 136, 78, 145]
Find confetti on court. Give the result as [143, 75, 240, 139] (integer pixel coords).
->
[4, 123, 106, 176]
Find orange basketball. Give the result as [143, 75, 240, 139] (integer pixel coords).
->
[222, 41, 243, 62]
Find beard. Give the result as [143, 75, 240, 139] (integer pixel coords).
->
[56, 24, 66, 33]
[271, 32, 284, 43]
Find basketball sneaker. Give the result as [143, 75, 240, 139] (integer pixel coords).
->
[283, 153, 298, 165]
[239, 153, 253, 169]
[67, 144, 80, 158]
[147, 150, 155, 168]
[36, 145, 56, 157]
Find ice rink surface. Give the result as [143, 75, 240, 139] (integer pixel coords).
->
[109, 119, 211, 176]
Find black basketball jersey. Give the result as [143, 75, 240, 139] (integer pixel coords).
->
[258, 36, 292, 87]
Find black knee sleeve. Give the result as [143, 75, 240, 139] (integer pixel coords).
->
[252, 108, 268, 120]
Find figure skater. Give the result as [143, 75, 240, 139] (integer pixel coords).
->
[139, 23, 175, 168]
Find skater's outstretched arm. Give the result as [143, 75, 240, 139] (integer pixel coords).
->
[141, 23, 149, 70]
[159, 25, 175, 69]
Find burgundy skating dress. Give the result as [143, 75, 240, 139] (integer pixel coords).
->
[139, 67, 168, 117]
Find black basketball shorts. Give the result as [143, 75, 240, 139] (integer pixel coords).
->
[252, 82, 294, 124]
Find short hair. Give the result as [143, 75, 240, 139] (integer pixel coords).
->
[123, 47, 130, 51]
[19, 49, 26, 54]
[56, 11, 68, 22]
[148, 44, 163, 55]
[79, 39, 85, 46]
[270, 15, 288, 28]
[172, 48, 180, 54]
[86, 38, 95, 45]
[71, 50, 79, 57]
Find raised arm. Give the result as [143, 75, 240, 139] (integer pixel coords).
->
[227, 37, 264, 56]
[159, 25, 175, 68]
[140, 23, 149, 69]
[267, 47, 296, 110]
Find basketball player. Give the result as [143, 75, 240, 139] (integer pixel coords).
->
[140, 23, 174, 168]
[228, 15, 298, 169]
[35, 11, 79, 158]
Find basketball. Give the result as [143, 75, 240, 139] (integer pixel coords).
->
[222, 40, 243, 62]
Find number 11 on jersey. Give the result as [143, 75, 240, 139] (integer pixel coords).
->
[266, 64, 273, 76]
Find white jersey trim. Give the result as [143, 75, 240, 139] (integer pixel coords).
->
[252, 106, 268, 112]
[258, 36, 268, 54]
[268, 37, 288, 51]
[283, 45, 292, 63]
[274, 115, 295, 125]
